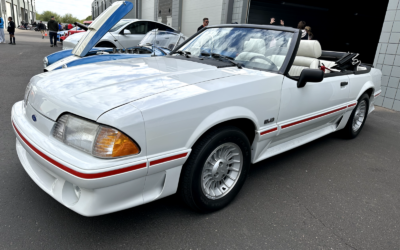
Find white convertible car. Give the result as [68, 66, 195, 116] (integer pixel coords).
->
[12, 8, 382, 216]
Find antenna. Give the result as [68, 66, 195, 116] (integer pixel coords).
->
[152, 28, 158, 57]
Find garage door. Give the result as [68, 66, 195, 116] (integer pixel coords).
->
[13, 5, 19, 25]
[247, 0, 389, 64]
[6, 2, 12, 20]
[181, 0, 223, 37]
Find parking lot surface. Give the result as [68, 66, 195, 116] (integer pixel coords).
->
[1, 30, 400, 249]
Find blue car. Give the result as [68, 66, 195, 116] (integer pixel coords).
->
[43, 2, 185, 72]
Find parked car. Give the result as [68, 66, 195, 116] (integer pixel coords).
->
[57, 27, 83, 42]
[62, 18, 183, 50]
[12, 1, 382, 217]
[44, 30, 185, 71]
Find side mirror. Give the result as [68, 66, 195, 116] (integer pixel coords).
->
[297, 69, 324, 88]
[123, 29, 131, 35]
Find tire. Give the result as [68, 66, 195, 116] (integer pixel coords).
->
[179, 126, 251, 213]
[95, 42, 116, 48]
[341, 93, 370, 139]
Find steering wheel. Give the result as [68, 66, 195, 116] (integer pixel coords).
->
[249, 56, 279, 71]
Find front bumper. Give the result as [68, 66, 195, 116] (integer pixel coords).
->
[11, 101, 190, 216]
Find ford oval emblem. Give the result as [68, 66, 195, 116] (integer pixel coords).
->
[32, 115, 37, 122]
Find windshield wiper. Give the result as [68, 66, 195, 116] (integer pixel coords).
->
[211, 53, 242, 69]
[174, 50, 191, 58]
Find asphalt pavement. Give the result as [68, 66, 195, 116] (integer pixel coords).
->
[1, 30, 400, 249]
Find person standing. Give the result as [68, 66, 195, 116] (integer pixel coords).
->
[58, 22, 62, 31]
[38, 21, 46, 39]
[270, 17, 284, 26]
[68, 23, 72, 30]
[0, 16, 5, 43]
[7, 17, 15, 45]
[47, 16, 58, 47]
[297, 21, 308, 40]
[197, 18, 209, 32]
[305, 26, 314, 40]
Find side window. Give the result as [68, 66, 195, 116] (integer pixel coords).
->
[155, 23, 174, 32]
[123, 21, 149, 35]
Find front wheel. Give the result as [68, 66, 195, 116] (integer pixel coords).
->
[341, 93, 369, 139]
[179, 126, 251, 212]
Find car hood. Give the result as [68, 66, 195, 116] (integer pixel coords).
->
[72, 1, 133, 57]
[28, 57, 244, 121]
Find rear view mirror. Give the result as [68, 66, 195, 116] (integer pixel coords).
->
[123, 29, 131, 35]
[297, 69, 324, 88]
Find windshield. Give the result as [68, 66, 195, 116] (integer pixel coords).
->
[109, 20, 130, 32]
[177, 27, 293, 72]
[139, 30, 183, 50]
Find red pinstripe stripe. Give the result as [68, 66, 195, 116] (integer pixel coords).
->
[150, 153, 188, 166]
[281, 106, 347, 129]
[375, 92, 380, 97]
[347, 103, 357, 108]
[260, 127, 278, 135]
[12, 122, 146, 179]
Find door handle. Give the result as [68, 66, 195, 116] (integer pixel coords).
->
[341, 82, 348, 86]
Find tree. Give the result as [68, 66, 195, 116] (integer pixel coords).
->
[61, 13, 79, 24]
[36, 11, 61, 22]
[80, 15, 92, 23]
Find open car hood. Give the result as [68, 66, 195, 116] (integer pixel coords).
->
[72, 1, 133, 57]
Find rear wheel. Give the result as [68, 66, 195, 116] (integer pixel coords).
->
[341, 93, 369, 139]
[179, 126, 251, 212]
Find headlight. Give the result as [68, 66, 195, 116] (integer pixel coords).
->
[53, 114, 140, 158]
[43, 57, 48, 68]
[24, 82, 32, 107]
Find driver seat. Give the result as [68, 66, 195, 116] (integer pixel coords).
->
[235, 39, 268, 64]
[289, 40, 322, 76]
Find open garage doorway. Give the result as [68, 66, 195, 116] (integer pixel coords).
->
[247, 0, 389, 64]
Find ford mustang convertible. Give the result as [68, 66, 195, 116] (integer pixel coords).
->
[12, 10, 382, 216]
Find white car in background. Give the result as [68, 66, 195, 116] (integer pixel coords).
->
[63, 18, 183, 50]
[12, 1, 382, 217]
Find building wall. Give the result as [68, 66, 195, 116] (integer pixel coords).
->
[142, 0, 156, 21]
[231, 0, 247, 24]
[181, 0, 224, 37]
[374, 0, 400, 111]
[1, 0, 35, 25]
[158, 0, 172, 25]
[92, 0, 137, 19]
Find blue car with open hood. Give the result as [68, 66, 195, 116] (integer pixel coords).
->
[43, 1, 185, 72]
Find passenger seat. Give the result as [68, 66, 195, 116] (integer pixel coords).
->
[289, 40, 322, 77]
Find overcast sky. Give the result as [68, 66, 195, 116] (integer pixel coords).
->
[35, 0, 93, 19]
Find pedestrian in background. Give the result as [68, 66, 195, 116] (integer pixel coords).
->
[7, 16, 15, 45]
[47, 16, 58, 47]
[297, 21, 308, 40]
[38, 21, 46, 39]
[58, 22, 62, 31]
[270, 17, 284, 26]
[68, 23, 72, 30]
[305, 26, 314, 40]
[197, 18, 209, 32]
[0, 16, 5, 43]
